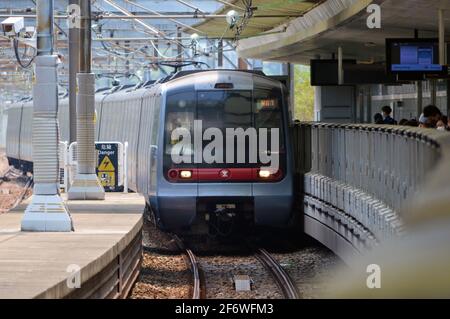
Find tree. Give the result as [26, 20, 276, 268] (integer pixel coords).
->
[294, 65, 314, 121]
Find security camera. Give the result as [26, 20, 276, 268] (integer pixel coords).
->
[1, 17, 24, 37]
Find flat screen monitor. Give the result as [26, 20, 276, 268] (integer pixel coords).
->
[386, 38, 446, 74]
[310, 59, 356, 86]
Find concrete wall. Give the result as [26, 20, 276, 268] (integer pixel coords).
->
[314, 86, 356, 123]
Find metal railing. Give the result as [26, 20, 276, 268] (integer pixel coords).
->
[293, 122, 450, 258]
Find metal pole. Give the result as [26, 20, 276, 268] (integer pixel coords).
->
[68, 0, 79, 144]
[367, 86, 372, 123]
[338, 46, 343, 85]
[22, 0, 72, 231]
[439, 9, 445, 65]
[417, 81, 423, 118]
[431, 79, 437, 106]
[68, 0, 105, 200]
[447, 80, 450, 117]
[218, 39, 223, 67]
[35, 0, 53, 56]
[79, 0, 91, 73]
[439, 9, 449, 116]
[177, 27, 182, 58]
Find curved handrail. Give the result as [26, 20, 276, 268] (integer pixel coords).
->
[294, 122, 450, 260]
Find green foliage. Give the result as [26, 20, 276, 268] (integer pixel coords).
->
[294, 65, 314, 121]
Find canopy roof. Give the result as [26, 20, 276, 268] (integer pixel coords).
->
[189, 0, 324, 38]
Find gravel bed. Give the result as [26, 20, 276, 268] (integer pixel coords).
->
[130, 216, 343, 299]
[271, 245, 344, 299]
[129, 220, 192, 299]
[130, 252, 191, 299]
[0, 151, 32, 213]
[199, 254, 283, 299]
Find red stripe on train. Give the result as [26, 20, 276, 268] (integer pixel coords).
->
[167, 168, 282, 182]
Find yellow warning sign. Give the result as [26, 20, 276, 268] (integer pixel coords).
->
[98, 155, 115, 172]
[98, 172, 115, 188]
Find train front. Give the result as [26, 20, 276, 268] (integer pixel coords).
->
[155, 70, 294, 236]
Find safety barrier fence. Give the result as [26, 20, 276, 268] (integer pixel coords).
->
[293, 122, 450, 261]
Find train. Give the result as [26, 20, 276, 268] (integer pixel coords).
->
[5, 69, 294, 236]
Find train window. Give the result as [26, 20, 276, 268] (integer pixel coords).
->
[164, 88, 286, 182]
[254, 89, 283, 129]
[197, 91, 252, 168]
[164, 92, 195, 175]
[197, 91, 252, 130]
[253, 88, 285, 169]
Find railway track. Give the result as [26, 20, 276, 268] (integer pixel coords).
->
[171, 235, 205, 299]
[0, 168, 12, 185]
[0, 167, 33, 212]
[255, 248, 300, 299]
[12, 176, 33, 208]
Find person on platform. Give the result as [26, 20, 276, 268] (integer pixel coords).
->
[374, 113, 384, 124]
[419, 105, 442, 128]
[381, 105, 397, 125]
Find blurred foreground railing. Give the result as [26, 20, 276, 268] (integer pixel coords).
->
[293, 122, 450, 263]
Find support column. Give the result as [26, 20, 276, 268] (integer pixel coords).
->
[366, 86, 372, 124]
[217, 39, 223, 68]
[338, 46, 343, 85]
[68, 0, 79, 144]
[417, 81, 423, 118]
[68, 0, 104, 200]
[447, 80, 450, 117]
[21, 0, 72, 232]
[431, 79, 437, 106]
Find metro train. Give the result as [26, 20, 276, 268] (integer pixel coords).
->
[5, 69, 294, 235]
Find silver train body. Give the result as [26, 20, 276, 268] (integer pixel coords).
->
[6, 70, 294, 234]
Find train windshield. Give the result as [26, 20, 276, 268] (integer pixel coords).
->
[164, 89, 285, 175]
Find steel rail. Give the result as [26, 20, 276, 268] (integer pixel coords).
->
[171, 235, 204, 299]
[255, 248, 299, 299]
[11, 176, 33, 209]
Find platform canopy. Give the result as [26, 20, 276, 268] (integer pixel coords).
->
[189, 0, 324, 38]
[231, 0, 450, 64]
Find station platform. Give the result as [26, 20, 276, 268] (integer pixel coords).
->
[0, 193, 145, 299]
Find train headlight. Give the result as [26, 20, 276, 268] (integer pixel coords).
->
[258, 170, 271, 178]
[180, 170, 192, 179]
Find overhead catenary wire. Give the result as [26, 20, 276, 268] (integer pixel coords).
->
[122, 0, 206, 35]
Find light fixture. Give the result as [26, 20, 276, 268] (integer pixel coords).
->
[190, 33, 199, 43]
[258, 170, 271, 178]
[180, 170, 192, 179]
[226, 10, 240, 28]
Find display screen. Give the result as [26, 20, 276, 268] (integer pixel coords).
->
[387, 38, 444, 73]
